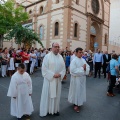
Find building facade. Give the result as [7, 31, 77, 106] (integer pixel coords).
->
[3, 0, 110, 52]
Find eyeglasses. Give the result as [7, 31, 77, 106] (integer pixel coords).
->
[53, 46, 60, 48]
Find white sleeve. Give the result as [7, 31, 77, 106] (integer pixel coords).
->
[59, 56, 66, 80]
[42, 55, 55, 81]
[70, 60, 85, 77]
[84, 60, 90, 75]
[7, 76, 18, 97]
[27, 74, 32, 94]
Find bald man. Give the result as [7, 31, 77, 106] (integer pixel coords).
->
[40, 43, 66, 117]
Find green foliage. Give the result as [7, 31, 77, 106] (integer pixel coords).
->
[0, 0, 29, 35]
[0, 0, 43, 48]
[5, 24, 44, 47]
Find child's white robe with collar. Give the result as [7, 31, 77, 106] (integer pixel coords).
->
[40, 52, 66, 117]
[68, 57, 90, 106]
[7, 72, 34, 118]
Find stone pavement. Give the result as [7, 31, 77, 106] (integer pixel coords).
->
[0, 69, 120, 120]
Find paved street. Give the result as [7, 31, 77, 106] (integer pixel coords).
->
[0, 69, 120, 120]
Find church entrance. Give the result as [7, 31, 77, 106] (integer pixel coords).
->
[90, 35, 96, 52]
[90, 22, 100, 52]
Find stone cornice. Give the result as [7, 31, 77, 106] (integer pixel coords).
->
[21, 19, 32, 24]
[86, 13, 104, 24]
[25, 0, 46, 8]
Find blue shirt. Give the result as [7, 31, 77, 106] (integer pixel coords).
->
[118, 56, 120, 65]
[93, 53, 103, 64]
[110, 59, 119, 76]
[65, 56, 70, 67]
[82, 56, 88, 61]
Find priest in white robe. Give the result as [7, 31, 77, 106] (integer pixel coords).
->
[68, 47, 90, 113]
[40, 43, 66, 117]
[7, 63, 34, 120]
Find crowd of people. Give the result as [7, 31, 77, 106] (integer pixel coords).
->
[0, 46, 97, 78]
[0, 44, 120, 120]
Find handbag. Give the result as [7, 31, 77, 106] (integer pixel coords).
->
[2, 60, 7, 65]
[106, 63, 110, 73]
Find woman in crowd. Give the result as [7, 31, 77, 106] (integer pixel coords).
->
[30, 50, 37, 74]
[1, 48, 9, 77]
[37, 49, 41, 67]
[65, 51, 71, 74]
[8, 53, 15, 77]
[82, 52, 88, 61]
[107, 54, 119, 97]
[86, 52, 93, 77]
[20, 49, 30, 72]
[0, 48, 2, 65]
[15, 51, 22, 70]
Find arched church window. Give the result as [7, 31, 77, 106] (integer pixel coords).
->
[90, 26, 96, 35]
[40, 26, 44, 39]
[40, 6, 43, 14]
[104, 34, 107, 45]
[56, 0, 59, 4]
[55, 22, 59, 36]
[29, 10, 32, 14]
[76, 0, 79, 5]
[91, 0, 100, 14]
[74, 23, 78, 37]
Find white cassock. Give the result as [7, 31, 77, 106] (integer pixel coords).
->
[7, 72, 34, 118]
[40, 51, 66, 117]
[68, 57, 90, 106]
[70, 54, 76, 63]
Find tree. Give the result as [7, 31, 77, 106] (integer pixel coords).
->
[0, 0, 43, 48]
[0, 0, 28, 35]
[5, 24, 43, 48]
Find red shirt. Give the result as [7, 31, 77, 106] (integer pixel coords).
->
[20, 52, 30, 63]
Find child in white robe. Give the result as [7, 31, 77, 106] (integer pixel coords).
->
[7, 63, 34, 120]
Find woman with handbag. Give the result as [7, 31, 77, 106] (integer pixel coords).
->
[0, 48, 2, 66]
[1, 48, 9, 77]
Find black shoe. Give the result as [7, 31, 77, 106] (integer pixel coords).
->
[23, 115, 30, 119]
[17, 118, 22, 120]
[54, 112, 60, 116]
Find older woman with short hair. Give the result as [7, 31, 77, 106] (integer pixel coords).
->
[1, 48, 9, 77]
[107, 54, 119, 97]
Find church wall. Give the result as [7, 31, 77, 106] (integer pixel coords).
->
[104, 1, 110, 27]
[26, 1, 47, 15]
[108, 44, 120, 54]
[49, 9, 64, 48]
[3, 0, 111, 52]
[51, 0, 64, 10]
[71, 0, 86, 13]
[70, 10, 87, 51]
[37, 14, 48, 48]
[87, 0, 103, 20]
[102, 1, 110, 52]
[101, 25, 109, 51]
[3, 40, 18, 49]
[70, 40, 86, 51]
